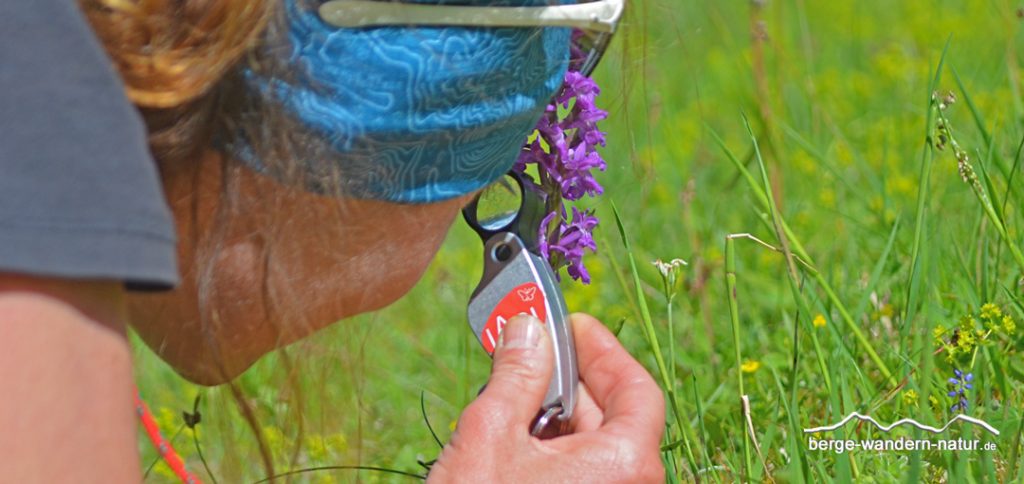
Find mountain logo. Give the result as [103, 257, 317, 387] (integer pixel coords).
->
[804, 412, 1000, 437]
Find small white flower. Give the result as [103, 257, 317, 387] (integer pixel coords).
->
[652, 258, 688, 298]
[652, 258, 688, 278]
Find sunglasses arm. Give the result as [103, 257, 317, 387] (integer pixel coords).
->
[319, 0, 623, 33]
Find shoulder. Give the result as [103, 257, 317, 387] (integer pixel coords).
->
[0, 2, 180, 290]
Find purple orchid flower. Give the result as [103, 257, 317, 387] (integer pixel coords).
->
[538, 207, 600, 284]
[514, 30, 609, 284]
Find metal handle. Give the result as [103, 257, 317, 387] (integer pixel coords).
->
[466, 233, 578, 435]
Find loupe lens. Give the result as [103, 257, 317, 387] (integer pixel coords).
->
[475, 174, 522, 231]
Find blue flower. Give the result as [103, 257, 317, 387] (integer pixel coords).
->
[948, 369, 973, 413]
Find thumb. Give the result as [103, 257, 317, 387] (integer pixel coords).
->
[476, 314, 554, 432]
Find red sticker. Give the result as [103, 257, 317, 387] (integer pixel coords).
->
[480, 282, 548, 355]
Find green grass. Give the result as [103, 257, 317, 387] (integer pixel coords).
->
[135, 0, 1024, 481]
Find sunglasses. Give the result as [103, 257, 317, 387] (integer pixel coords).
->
[317, 0, 624, 77]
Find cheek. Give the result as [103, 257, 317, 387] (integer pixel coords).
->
[129, 154, 476, 384]
[267, 196, 465, 334]
[126, 236, 275, 385]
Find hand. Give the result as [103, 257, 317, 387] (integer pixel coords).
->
[427, 313, 666, 483]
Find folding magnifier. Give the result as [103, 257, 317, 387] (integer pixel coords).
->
[462, 172, 578, 437]
[315, 0, 620, 437]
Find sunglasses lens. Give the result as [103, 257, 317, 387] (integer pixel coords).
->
[570, 28, 614, 77]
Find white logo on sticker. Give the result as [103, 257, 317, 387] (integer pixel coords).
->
[517, 286, 537, 302]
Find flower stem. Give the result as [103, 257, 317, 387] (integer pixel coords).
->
[611, 202, 699, 478]
[667, 294, 676, 397]
[725, 236, 754, 482]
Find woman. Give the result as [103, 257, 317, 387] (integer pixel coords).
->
[0, 0, 665, 481]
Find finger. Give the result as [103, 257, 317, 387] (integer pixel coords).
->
[568, 383, 603, 433]
[571, 313, 665, 447]
[463, 314, 554, 434]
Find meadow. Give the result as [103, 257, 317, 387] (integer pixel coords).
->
[135, 0, 1024, 481]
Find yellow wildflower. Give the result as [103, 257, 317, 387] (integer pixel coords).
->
[741, 360, 761, 373]
[956, 329, 976, 355]
[1003, 314, 1016, 334]
[156, 407, 177, 430]
[981, 303, 1003, 331]
[902, 390, 919, 407]
[263, 425, 286, 452]
[307, 433, 347, 462]
[813, 314, 827, 328]
[980, 303, 1002, 321]
[306, 435, 330, 462]
[325, 433, 347, 453]
[878, 303, 894, 319]
[957, 315, 976, 333]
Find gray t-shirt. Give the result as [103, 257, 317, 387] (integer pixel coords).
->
[0, 1, 178, 289]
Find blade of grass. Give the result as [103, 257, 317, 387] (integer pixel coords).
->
[976, 130, 1004, 223]
[709, 126, 896, 386]
[1005, 286, 1024, 314]
[599, 233, 642, 324]
[768, 366, 808, 481]
[751, 212, 870, 396]
[691, 375, 720, 484]
[852, 218, 901, 320]
[777, 121, 870, 207]
[610, 201, 699, 478]
[952, 67, 1024, 204]
[252, 465, 426, 482]
[993, 135, 1024, 296]
[936, 106, 1024, 273]
[744, 116, 837, 395]
[667, 293, 678, 431]
[420, 392, 443, 450]
[1008, 413, 1024, 482]
[794, 310, 832, 394]
[1000, 135, 1024, 222]
[725, 235, 753, 481]
[904, 37, 950, 349]
[905, 267, 942, 484]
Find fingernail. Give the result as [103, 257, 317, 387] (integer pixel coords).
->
[498, 314, 543, 349]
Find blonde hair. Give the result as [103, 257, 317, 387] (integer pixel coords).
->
[78, 0, 275, 163]
[79, 0, 271, 108]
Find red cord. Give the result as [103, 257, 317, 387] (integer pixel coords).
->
[135, 390, 204, 484]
